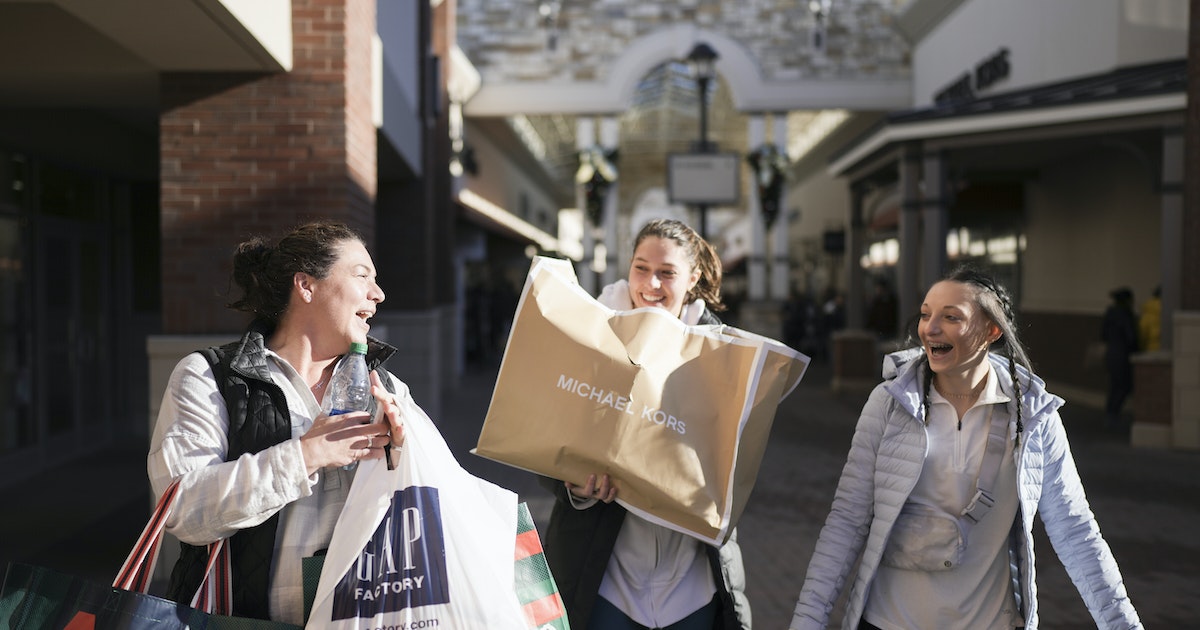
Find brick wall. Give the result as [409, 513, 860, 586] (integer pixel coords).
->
[342, 0, 378, 232]
[1133, 355, 1172, 426]
[159, 0, 377, 334]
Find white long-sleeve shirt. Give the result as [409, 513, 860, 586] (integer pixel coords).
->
[587, 281, 718, 627]
[148, 349, 401, 624]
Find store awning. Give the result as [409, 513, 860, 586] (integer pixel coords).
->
[0, 0, 291, 107]
[830, 59, 1186, 177]
[455, 187, 560, 253]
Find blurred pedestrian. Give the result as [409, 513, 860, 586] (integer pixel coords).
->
[490, 274, 520, 356]
[816, 288, 845, 362]
[865, 278, 898, 340]
[783, 291, 813, 352]
[1101, 286, 1137, 428]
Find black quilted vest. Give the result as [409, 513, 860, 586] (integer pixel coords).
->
[167, 328, 397, 619]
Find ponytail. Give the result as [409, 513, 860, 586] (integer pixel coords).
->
[688, 234, 725, 311]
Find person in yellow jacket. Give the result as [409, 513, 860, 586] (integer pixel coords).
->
[1139, 286, 1161, 352]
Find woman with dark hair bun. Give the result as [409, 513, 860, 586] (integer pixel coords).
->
[540, 218, 750, 630]
[791, 265, 1141, 630]
[148, 221, 413, 624]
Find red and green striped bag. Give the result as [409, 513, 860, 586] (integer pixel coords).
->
[514, 503, 570, 630]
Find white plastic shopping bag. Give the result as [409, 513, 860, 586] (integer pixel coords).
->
[307, 383, 528, 629]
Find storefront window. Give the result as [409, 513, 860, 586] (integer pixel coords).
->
[0, 211, 31, 453]
[0, 153, 26, 208]
[37, 160, 100, 221]
[859, 225, 1024, 304]
[946, 226, 1024, 297]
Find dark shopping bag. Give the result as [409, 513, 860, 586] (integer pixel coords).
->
[0, 480, 213, 629]
[0, 479, 300, 629]
[0, 561, 210, 629]
[207, 615, 302, 630]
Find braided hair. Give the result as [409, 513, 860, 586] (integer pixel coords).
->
[917, 266, 1033, 446]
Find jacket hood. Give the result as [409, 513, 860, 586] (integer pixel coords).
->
[881, 347, 1064, 425]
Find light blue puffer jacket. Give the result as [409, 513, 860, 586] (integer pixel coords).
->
[790, 349, 1141, 629]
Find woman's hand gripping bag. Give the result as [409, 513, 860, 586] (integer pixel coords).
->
[307, 387, 529, 630]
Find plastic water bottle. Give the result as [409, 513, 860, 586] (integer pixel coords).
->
[324, 342, 371, 416]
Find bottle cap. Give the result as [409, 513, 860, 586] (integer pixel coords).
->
[349, 342, 368, 355]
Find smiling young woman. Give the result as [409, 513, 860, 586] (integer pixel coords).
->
[791, 265, 1141, 630]
[626, 234, 701, 317]
[540, 219, 751, 630]
[919, 278, 1005, 420]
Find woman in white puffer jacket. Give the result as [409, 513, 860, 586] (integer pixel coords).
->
[791, 266, 1141, 630]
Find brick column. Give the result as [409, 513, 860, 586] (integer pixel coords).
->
[1132, 126, 1183, 448]
[1177, 0, 1200, 449]
[158, 0, 377, 334]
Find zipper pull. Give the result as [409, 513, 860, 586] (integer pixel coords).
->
[957, 418, 962, 431]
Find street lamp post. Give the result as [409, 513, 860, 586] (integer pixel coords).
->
[686, 42, 718, 238]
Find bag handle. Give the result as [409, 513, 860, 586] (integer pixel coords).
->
[959, 404, 1009, 531]
[189, 539, 231, 614]
[113, 478, 233, 615]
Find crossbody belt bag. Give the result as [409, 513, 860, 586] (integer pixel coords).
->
[882, 403, 1008, 571]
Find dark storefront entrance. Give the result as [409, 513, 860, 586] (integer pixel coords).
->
[0, 151, 158, 488]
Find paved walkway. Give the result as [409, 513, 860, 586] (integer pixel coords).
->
[2, 359, 1198, 628]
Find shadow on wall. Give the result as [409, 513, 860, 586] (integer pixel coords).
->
[1018, 310, 1108, 406]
